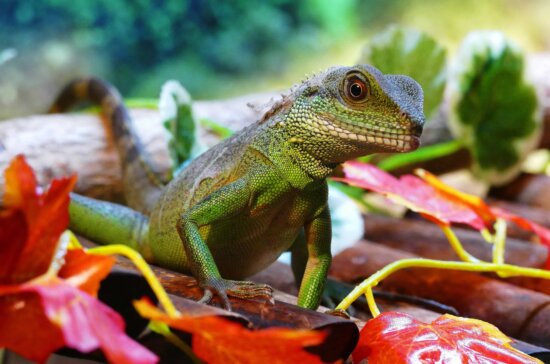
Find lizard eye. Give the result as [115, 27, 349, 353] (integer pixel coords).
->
[343, 75, 370, 103]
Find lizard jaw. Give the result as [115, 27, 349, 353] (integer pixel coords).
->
[320, 115, 422, 153]
[332, 128, 421, 153]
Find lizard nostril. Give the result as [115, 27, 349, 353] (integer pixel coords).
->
[412, 123, 423, 137]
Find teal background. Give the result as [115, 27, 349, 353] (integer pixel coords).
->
[1, 0, 549, 119]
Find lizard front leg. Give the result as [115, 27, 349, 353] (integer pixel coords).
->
[297, 206, 332, 309]
[176, 178, 272, 310]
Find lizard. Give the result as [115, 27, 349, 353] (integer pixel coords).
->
[49, 65, 425, 310]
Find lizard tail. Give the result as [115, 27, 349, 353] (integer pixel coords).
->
[69, 193, 153, 260]
[49, 78, 164, 214]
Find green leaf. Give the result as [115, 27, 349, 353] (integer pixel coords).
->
[199, 118, 234, 139]
[378, 140, 464, 171]
[159, 81, 205, 175]
[447, 31, 541, 185]
[125, 98, 159, 109]
[359, 26, 447, 119]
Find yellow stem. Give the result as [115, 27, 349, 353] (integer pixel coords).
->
[88, 245, 179, 318]
[364, 287, 380, 317]
[493, 219, 508, 274]
[66, 230, 84, 249]
[440, 224, 481, 263]
[336, 257, 550, 311]
[480, 228, 494, 243]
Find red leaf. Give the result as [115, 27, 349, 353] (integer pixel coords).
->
[135, 299, 326, 364]
[0, 209, 27, 279]
[491, 208, 550, 247]
[59, 248, 115, 295]
[0, 279, 157, 364]
[338, 162, 550, 262]
[0, 292, 65, 363]
[336, 161, 487, 230]
[354, 312, 541, 364]
[0, 155, 76, 284]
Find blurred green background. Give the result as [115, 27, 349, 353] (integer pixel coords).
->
[1, 0, 550, 120]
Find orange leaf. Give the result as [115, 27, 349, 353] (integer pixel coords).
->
[135, 299, 326, 364]
[0, 156, 157, 364]
[416, 168, 496, 226]
[59, 248, 115, 295]
[3, 154, 39, 209]
[336, 161, 487, 230]
[353, 312, 541, 364]
[416, 168, 550, 264]
[0, 155, 76, 284]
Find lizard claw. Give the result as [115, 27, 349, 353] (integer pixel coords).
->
[199, 278, 274, 310]
[197, 288, 215, 305]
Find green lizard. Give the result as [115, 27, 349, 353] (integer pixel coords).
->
[49, 65, 424, 310]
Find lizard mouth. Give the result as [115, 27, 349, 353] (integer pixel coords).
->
[327, 116, 422, 153]
[362, 132, 420, 152]
[335, 128, 421, 152]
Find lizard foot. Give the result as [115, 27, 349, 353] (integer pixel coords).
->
[198, 278, 274, 310]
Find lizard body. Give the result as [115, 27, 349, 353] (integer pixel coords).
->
[52, 65, 424, 309]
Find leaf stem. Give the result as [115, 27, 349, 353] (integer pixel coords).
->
[493, 218, 508, 273]
[199, 118, 233, 139]
[88, 245, 179, 318]
[364, 287, 380, 317]
[66, 230, 83, 249]
[377, 140, 464, 171]
[336, 257, 550, 314]
[440, 224, 481, 263]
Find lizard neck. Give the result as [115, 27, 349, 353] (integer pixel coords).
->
[251, 124, 335, 190]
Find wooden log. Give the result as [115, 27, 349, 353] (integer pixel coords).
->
[330, 241, 550, 348]
[97, 267, 246, 337]
[490, 174, 550, 210]
[76, 235, 359, 361]
[0, 92, 277, 202]
[364, 214, 548, 266]
[364, 214, 550, 297]
[0, 110, 170, 203]
[488, 199, 550, 239]
[112, 259, 358, 363]
[250, 260, 457, 324]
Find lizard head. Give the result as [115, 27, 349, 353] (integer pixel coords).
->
[282, 64, 425, 164]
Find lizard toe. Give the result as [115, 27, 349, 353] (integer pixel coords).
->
[226, 280, 274, 304]
[199, 279, 232, 310]
[197, 288, 214, 305]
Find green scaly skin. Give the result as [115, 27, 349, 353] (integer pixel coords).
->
[51, 65, 425, 310]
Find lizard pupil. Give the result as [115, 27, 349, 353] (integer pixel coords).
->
[350, 82, 363, 98]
